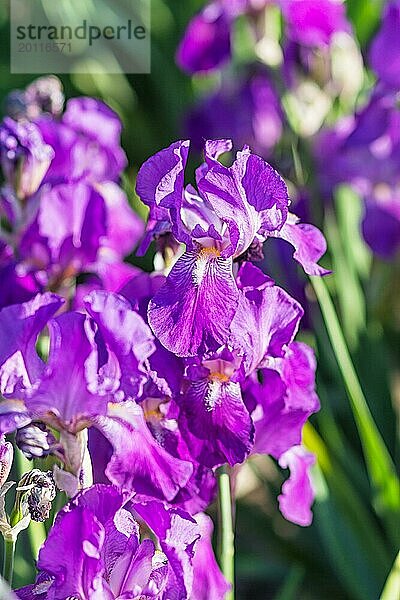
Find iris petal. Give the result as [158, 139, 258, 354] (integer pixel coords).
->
[148, 249, 239, 357]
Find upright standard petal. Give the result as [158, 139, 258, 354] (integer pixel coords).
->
[198, 147, 289, 256]
[0, 293, 63, 399]
[26, 312, 108, 431]
[84, 290, 155, 399]
[62, 96, 127, 181]
[94, 402, 193, 502]
[278, 445, 316, 526]
[148, 249, 239, 357]
[20, 181, 107, 275]
[231, 271, 303, 376]
[136, 140, 189, 210]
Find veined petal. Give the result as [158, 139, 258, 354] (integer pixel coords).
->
[278, 446, 316, 526]
[148, 249, 239, 357]
[84, 290, 155, 400]
[26, 312, 108, 431]
[236, 150, 289, 234]
[231, 277, 303, 376]
[191, 514, 231, 600]
[94, 402, 193, 502]
[134, 500, 199, 600]
[181, 368, 253, 467]
[246, 342, 319, 458]
[37, 507, 107, 599]
[198, 148, 289, 257]
[269, 213, 330, 276]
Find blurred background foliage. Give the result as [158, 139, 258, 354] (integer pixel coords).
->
[0, 0, 399, 598]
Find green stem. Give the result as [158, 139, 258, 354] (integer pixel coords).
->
[380, 551, 400, 600]
[2, 538, 15, 586]
[311, 276, 400, 525]
[218, 466, 235, 599]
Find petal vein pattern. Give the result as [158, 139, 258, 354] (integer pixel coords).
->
[148, 249, 239, 357]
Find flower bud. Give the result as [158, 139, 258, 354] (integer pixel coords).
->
[0, 439, 13, 488]
[16, 469, 56, 523]
[26, 471, 56, 522]
[16, 422, 59, 460]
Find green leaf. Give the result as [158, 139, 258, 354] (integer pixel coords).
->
[310, 277, 400, 539]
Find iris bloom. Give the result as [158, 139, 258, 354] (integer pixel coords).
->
[136, 138, 327, 357]
[16, 484, 201, 600]
[0, 292, 194, 502]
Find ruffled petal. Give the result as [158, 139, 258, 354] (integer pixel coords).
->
[246, 342, 320, 458]
[231, 275, 303, 375]
[134, 500, 199, 600]
[269, 213, 330, 276]
[94, 402, 193, 502]
[198, 148, 289, 256]
[148, 249, 239, 357]
[84, 290, 155, 399]
[0, 293, 63, 399]
[278, 446, 316, 526]
[136, 140, 189, 210]
[26, 312, 108, 430]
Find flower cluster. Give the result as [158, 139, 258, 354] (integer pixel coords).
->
[0, 77, 327, 599]
[0, 76, 143, 309]
[177, 0, 400, 262]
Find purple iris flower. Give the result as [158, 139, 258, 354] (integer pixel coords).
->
[16, 484, 200, 600]
[17, 180, 143, 295]
[0, 117, 54, 199]
[186, 71, 283, 158]
[316, 89, 400, 258]
[0, 292, 194, 503]
[369, 0, 400, 90]
[175, 261, 305, 469]
[176, 0, 349, 75]
[0, 79, 143, 309]
[36, 96, 127, 185]
[136, 138, 328, 357]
